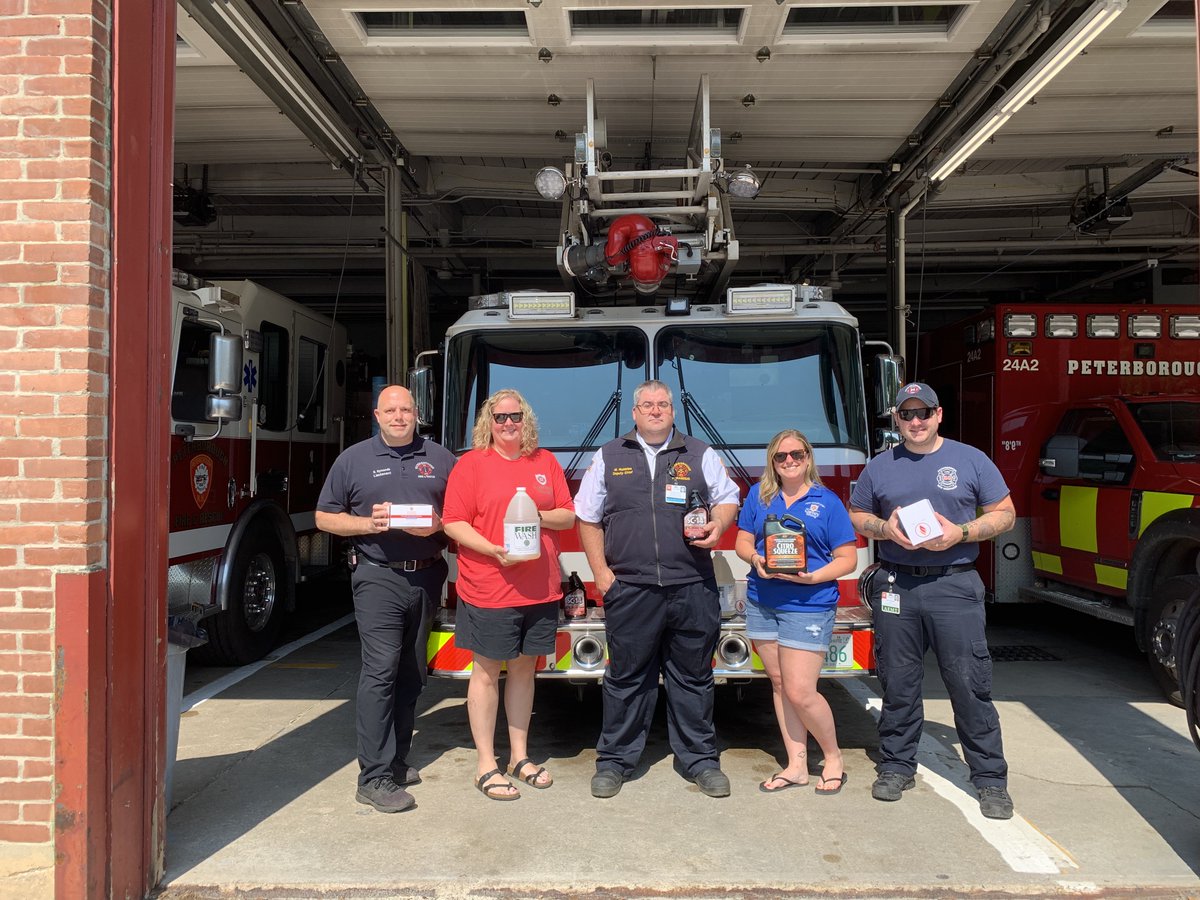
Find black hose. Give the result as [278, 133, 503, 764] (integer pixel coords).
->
[605, 227, 671, 265]
[1177, 585, 1200, 753]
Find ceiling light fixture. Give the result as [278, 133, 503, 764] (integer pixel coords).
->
[183, 0, 362, 165]
[930, 0, 1126, 182]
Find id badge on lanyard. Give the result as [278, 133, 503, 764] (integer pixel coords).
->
[880, 571, 900, 615]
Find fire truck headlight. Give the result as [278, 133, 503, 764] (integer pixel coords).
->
[534, 167, 567, 200]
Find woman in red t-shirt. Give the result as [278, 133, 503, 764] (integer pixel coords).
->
[442, 389, 575, 800]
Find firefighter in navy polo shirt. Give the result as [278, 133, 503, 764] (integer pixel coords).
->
[316, 385, 455, 813]
[575, 379, 740, 799]
[849, 382, 1017, 820]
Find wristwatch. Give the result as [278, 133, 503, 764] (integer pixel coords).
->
[960, 523, 970, 542]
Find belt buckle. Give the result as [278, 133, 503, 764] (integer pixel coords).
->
[401, 559, 418, 573]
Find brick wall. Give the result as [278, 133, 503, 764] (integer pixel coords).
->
[0, 0, 111, 893]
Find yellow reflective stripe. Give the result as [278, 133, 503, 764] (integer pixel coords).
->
[1094, 563, 1128, 589]
[1032, 551, 1063, 575]
[555, 648, 573, 671]
[750, 647, 763, 672]
[426, 630, 455, 665]
[1059, 485, 1098, 552]
[1139, 491, 1194, 537]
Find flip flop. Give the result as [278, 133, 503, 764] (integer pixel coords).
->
[475, 767, 519, 801]
[759, 773, 808, 793]
[510, 757, 553, 789]
[815, 772, 848, 796]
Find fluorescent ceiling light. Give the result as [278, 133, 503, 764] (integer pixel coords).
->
[212, 0, 357, 159]
[930, 0, 1126, 182]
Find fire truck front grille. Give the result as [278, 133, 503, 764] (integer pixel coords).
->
[167, 558, 216, 616]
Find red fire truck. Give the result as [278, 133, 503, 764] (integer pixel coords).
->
[921, 304, 1200, 698]
[413, 78, 890, 684]
[167, 275, 348, 665]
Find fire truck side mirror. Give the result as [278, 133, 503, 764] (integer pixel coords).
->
[208, 332, 242, 394]
[1038, 434, 1084, 478]
[875, 427, 901, 452]
[873, 354, 904, 418]
[407, 365, 436, 428]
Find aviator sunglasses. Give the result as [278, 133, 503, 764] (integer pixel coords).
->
[896, 407, 937, 422]
[492, 411, 524, 424]
[772, 449, 809, 464]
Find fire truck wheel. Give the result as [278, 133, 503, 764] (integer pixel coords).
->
[1145, 575, 1199, 708]
[198, 530, 289, 666]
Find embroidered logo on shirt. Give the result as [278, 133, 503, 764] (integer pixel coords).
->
[372, 467, 392, 478]
[669, 461, 692, 480]
[803, 501, 822, 519]
[415, 462, 435, 478]
[936, 466, 959, 491]
[535, 473, 547, 486]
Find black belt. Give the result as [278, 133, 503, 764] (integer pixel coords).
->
[360, 556, 440, 573]
[887, 562, 976, 578]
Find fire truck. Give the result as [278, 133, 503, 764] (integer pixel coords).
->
[167, 275, 348, 665]
[921, 304, 1200, 699]
[413, 78, 892, 683]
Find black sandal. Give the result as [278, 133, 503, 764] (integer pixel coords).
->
[475, 767, 519, 801]
[510, 757, 553, 789]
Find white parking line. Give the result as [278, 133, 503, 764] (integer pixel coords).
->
[840, 677, 1075, 875]
[180, 613, 356, 713]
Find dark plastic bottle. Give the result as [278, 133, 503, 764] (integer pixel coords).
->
[682, 490, 710, 543]
[764, 514, 808, 574]
[564, 571, 587, 619]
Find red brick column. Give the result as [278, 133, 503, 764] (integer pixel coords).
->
[0, 0, 114, 895]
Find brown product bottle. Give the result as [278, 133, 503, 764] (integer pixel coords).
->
[764, 514, 808, 574]
[564, 571, 587, 619]
[682, 490, 710, 542]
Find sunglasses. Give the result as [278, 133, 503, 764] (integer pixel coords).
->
[772, 449, 809, 464]
[896, 407, 937, 422]
[491, 412, 524, 424]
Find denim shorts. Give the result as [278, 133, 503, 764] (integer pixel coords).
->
[744, 601, 836, 652]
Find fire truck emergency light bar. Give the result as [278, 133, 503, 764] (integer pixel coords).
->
[725, 285, 796, 315]
[507, 291, 575, 319]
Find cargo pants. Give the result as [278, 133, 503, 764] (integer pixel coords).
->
[869, 567, 1008, 788]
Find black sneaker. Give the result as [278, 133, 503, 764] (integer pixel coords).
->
[691, 768, 731, 798]
[392, 764, 421, 787]
[591, 770, 625, 798]
[355, 775, 415, 813]
[871, 772, 916, 801]
[977, 785, 1014, 820]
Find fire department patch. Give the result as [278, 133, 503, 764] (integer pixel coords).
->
[415, 462, 435, 478]
[902, 384, 923, 395]
[936, 466, 959, 491]
[190, 454, 213, 508]
[669, 462, 692, 480]
[535, 473, 547, 486]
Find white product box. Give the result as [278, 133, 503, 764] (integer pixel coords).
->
[897, 498, 943, 546]
[388, 503, 434, 529]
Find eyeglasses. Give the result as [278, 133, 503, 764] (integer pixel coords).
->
[491, 412, 524, 424]
[896, 407, 937, 422]
[636, 401, 672, 412]
[772, 450, 809, 464]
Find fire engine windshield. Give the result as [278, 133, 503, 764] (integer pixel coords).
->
[656, 322, 867, 451]
[443, 328, 649, 453]
[1130, 401, 1200, 461]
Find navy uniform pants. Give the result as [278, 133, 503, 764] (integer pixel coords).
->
[871, 568, 1007, 788]
[350, 559, 447, 787]
[596, 579, 721, 778]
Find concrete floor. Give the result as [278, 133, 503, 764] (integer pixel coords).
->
[160, 603, 1200, 899]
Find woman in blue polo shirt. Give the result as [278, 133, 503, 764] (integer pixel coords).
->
[735, 429, 857, 797]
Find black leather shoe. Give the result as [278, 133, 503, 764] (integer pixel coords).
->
[691, 768, 731, 798]
[591, 770, 625, 798]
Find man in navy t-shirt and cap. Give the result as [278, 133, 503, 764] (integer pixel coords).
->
[849, 382, 1017, 819]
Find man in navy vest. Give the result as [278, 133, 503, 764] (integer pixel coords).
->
[575, 380, 740, 798]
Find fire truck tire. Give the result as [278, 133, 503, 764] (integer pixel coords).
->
[196, 530, 289, 666]
[1145, 575, 1199, 708]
